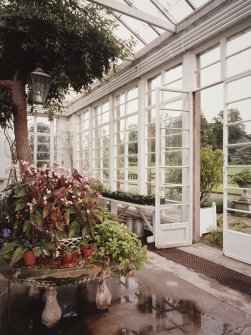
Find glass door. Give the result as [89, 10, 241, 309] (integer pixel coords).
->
[154, 87, 192, 248]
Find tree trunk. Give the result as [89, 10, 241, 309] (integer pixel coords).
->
[11, 80, 33, 163]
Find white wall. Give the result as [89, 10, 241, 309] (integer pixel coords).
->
[0, 128, 12, 191]
[55, 116, 72, 169]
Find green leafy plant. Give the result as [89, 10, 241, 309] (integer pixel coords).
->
[200, 145, 223, 206]
[90, 219, 147, 276]
[1, 162, 107, 266]
[1, 162, 147, 273]
[232, 168, 251, 187]
[1, 237, 55, 267]
[202, 227, 223, 248]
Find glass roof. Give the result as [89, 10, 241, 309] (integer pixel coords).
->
[79, 0, 211, 55]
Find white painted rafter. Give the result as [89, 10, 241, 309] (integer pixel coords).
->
[123, 0, 161, 36]
[185, 0, 196, 10]
[150, 0, 177, 24]
[89, 0, 176, 32]
[112, 12, 147, 45]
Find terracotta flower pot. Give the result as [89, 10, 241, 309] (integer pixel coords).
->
[23, 251, 37, 266]
[81, 244, 94, 262]
[62, 251, 79, 268]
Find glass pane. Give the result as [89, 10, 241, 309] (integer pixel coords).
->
[164, 150, 182, 166]
[37, 152, 50, 160]
[128, 184, 138, 193]
[118, 120, 126, 132]
[227, 212, 251, 235]
[148, 75, 161, 90]
[37, 136, 50, 144]
[164, 65, 183, 86]
[165, 132, 182, 148]
[128, 142, 138, 154]
[228, 99, 251, 122]
[128, 155, 138, 166]
[165, 167, 182, 184]
[164, 186, 183, 202]
[119, 157, 124, 168]
[128, 87, 138, 100]
[160, 204, 188, 223]
[127, 99, 138, 115]
[200, 46, 220, 67]
[128, 169, 138, 180]
[227, 76, 251, 102]
[102, 169, 109, 179]
[228, 122, 251, 145]
[103, 158, 109, 169]
[101, 111, 110, 123]
[127, 115, 138, 128]
[227, 49, 251, 77]
[37, 144, 50, 152]
[37, 122, 50, 134]
[228, 145, 251, 165]
[200, 62, 221, 86]
[28, 117, 34, 132]
[227, 29, 251, 56]
[128, 129, 138, 142]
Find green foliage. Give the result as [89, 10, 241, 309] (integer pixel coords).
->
[201, 109, 247, 151]
[90, 220, 147, 276]
[207, 227, 223, 248]
[231, 168, 251, 187]
[200, 145, 223, 205]
[0, 0, 133, 121]
[1, 237, 55, 267]
[1, 163, 147, 274]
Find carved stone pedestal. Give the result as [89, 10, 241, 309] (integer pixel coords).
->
[41, 287, 62, 328]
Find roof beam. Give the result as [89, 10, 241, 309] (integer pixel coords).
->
[150, 0, 177, 25]
[89, 0, 176, 32]
[112, 12, 147, 45]
[185, 0, 196, 10]
[123, 0, 161, 36]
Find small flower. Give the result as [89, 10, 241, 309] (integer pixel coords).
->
[2, 228, 11, 238]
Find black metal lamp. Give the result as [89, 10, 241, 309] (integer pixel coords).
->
[30, 66, 51, 104]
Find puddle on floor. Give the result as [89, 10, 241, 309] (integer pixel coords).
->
[0, 276, 234, 335]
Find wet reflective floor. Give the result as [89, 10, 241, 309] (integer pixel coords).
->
[1, 255, 251, 335]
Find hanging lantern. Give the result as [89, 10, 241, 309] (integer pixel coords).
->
[29, 66, 51, 104]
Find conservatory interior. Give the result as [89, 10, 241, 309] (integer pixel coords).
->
[1, 0, 251, 265]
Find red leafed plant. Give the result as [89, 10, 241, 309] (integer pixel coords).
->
[1, 161, 105, 266]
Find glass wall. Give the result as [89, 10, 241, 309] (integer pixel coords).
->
[225, 28, 251, 234]
[76, 110, 90, 171]
[145, 64, 183, 195]
[92, 101, 110, 185]
[28, 116, 56, 167]
[114, 86, 139, 192]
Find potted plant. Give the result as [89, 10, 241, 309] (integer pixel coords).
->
[61, 246, 79, 268]
[0, 162, 106, 267]
[89, 219, 147, 277]
[80, 237, 95, 262]
[0, 162, 147, 279]
[1, 237, 55, 267]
